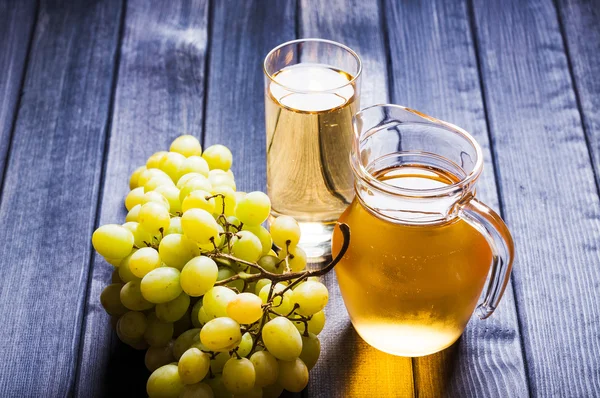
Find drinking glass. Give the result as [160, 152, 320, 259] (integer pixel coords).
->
[263, 39, 362, 261]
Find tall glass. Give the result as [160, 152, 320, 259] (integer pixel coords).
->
[263, 39, 362, 261]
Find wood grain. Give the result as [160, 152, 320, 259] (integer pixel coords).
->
[299, 1, 415, 397]
[383, 1, 529, 396]
[74, 0, 209, 396]
[472, 0, 600, 395]
[0, 0, 36, 185]
[0, 0, 122, 396]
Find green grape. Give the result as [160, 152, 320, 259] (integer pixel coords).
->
[277, 358, 308, 393]
[145, 342, 175, 372]
[230, 231, 262, 263]
[129, 165, 147, 189]
[118, 251, 139, 283]
[178, 347, 211, 384]
[210, 352, 230, 373]
[223, 215, 242, 230]
[181, 256, 218, 297]
[258, 284, 294, 315]
[278, 245, 307, 272]
[141, 267, 182, 304]
[203, 144, 233, 171]
[144, 175, 176, 192]
[292, 281, 328, 316]
[179, 155, 210, 178]
[206, 375, 232, 398]
[139, 202, 171, 234]
[299, 333, 320, 370]
[125, 186, 146, 211]
[120, 280, 154, 311]
[126, 204, 142, 222]
[234, 191, 246, 204]
[116, 323, 148, 349]
[262, 383, 284, 398]
[170, 135, 202, 157]
[270, 216, 301, 249]
[164, 216, 183, 235]
[159, 151, 186, 181]
[139, 169, 171, 190]
[200, 317, 242, 352]
[129, 247, 161, 278]
[203, 286, 237, 318]
[198, 306, 214, 326]
[176, 172, 203, 189]
[242, 225, 272, 256]
[182, 208, 220, 245]
[147, 363, 184, 398]
[122, 221, 154, 248]
[144, 313, 174, 347]
[146, 151, 169, 170]
[173, 308, 193, 337]
[250, 351, 279, 387]
[105, 257, 123, 267]
[226, 293, 263, 325]
[111, 268, 122, 283]
[179, 176, 213, 203]
[191, 299, 203, 328]
[181, 190, 216, 214]
[237, 332, 253, 358]
[217, 267, 244, 292]
[154, 185, 182, 214]
[156, 292, 190, 323]
[172, 328, 202, 360]
[118, 311, 147, 340]
[235, 191, 271, 226]
[100, 283, 128, 316]
[92, 224, 134, 259]
[293, 310, 325, 335]
[254, 279, 270, 295]
[208, 170, 236, 191]
[179, 382, 214, 398]
[262, 317, 302, 361]
[159, 234, 200, 270]
[210, 186, 236, 216]
[222, 358, 255, 394]
[257, 256, 283, 274]
[143, 191, 171, 210]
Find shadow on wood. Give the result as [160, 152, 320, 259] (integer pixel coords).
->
[413, 340, 460, 398]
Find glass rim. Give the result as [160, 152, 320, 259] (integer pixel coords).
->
[351, 104, 484, 198]
[263, 38, 363, 94]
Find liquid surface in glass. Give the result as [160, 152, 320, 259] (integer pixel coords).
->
[332, 164, 493, 357]
[266, 63, 358, 258]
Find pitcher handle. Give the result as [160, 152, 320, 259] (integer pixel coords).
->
[458, 197, 515, 319]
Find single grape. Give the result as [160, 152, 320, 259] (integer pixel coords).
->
[126, 204, 142, 222]
[141, 267, 182, 304]
[278, 245, 307, 272]
[159, 151, 186, 181]
[217, 267, 244, 292]
[262, 317, 302, 361]
[242, 225, 273, 256]
[147, 363, 184, 398]
[210, 352, 230, 374]
[116, 321, 147, 349]
[118, 311, 147, 340]
[154, 185, 182, 214]
[226, 293, 263, 325]
[231, 231, 262, 263]
[293, 310, 325, 335]
[145, 342, 175, 372]
[181, 256, 219, 297]
[203, 286, 237, 318]
[181, 208, 220, 245]
[208, 169, 236, 191]
[257, 255, 283, 274]
[129, 247, 161, 278]
[172, 328, 201, 360]
[292, 281, 329, 316]
[129, 165, 147, 189]
[237, 332, 253, 358]
[277, 358, 309, 393]
[254, 279, 271, 295]
[270, 216, 301, 249]
[100, 283, 128, 316]
[139, 202, 171, 234]
[143, 191, 171, 210]
[158, 234, 200, 270]
[105, 257, 123, 267]
[92, 224, 134, 259]
[146, 151, 169, 170]
[144, 175, 176, 192]
[118, 251, 140, 283]
[235, 191, 271, 226]
[164, 216, 183, 235]
[144, 313, 174, 347]
[250, 351, 279, 387]
[120, 280, 154, 311]
[299, 333, 320, 370]
[262, 383, 284, 398]
[178, 347, 210, 384]
[170, 135, 202, 157]
[156, 292, 190, 323]
[179, 155, 210, 178]
[122, 221, 154, 248]
[179, 176, 213, 203]
[190, 299, 203, 328]
[210, 186, 236, 216]
[258, 284, 294, 315]
[222, 358, 255, 394]
[202, 144, 233, 171]
[206, 375, 230, 398]
[181, 190, 216, 214]
[176, 172, 203, 189]
[125, 186, 146, 211]
[200, 317, 242, 352]
[179, 382, 214, 398]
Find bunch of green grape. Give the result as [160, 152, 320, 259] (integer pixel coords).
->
[92, 135, 330, 398]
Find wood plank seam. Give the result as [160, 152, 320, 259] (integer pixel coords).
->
[70, 1, 128, 395]
[200, 0, 214, 148]
[466, 0, 533, 396]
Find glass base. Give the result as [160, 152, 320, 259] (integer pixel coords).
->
[297, 221, 334, 263]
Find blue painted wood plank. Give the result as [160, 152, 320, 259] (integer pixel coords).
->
[74, 0, 209, 396]
[472, 0, 600, 395]
[0, 0, 122, 396]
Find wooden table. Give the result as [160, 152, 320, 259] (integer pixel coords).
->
[1, 0, 599, 396]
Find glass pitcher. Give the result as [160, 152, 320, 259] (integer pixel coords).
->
[332, 104, 514, 357]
